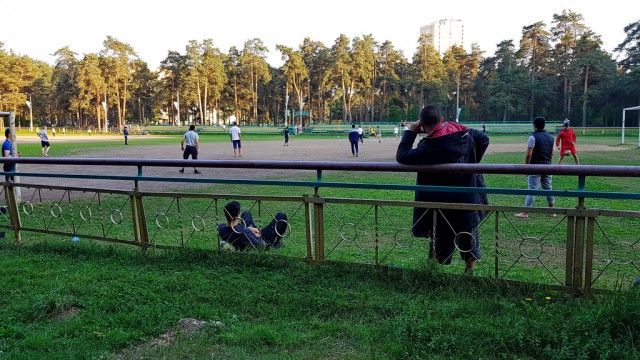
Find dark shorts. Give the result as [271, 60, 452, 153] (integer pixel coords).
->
[41, 141, 50, 148]
[183, 145, 198, 160]
[232, 140, 242, 149]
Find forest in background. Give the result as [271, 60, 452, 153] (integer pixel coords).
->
[0, 10, 638, 130]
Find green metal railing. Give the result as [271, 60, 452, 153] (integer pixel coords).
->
[1, 156, 639, 294]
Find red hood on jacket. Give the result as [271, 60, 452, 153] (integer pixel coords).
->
[427, 122, 468, 138]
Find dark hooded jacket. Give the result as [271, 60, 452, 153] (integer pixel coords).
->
[396, 123, 489, 237]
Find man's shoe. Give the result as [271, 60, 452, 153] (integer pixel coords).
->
[356, 153, 358, 157]
[514, 213, 529, 219]
[194, 170, 202, 174]
[178, 169, 184, 174]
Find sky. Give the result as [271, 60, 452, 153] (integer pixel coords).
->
[2, 0, 638, 70]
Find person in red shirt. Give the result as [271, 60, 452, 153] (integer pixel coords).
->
[556, 119, 579, 165]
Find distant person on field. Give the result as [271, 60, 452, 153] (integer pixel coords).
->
[369, 126, 375, 140]
[230, 121, 242, 157]
[515, 117, 556, 219]
[357, 125, 364, 143]
[38, 126, 51, 157]
[52, 127, 56, 137]
[348, 124, 360, 157]
[375, 126, 382, 143]
[283, 126, 290, 146]
[394, 125, 399, 140]
[179, 124, 201, 174]
[218, 201, 287, 251]
[3, 128, 20, 180]
[396, 105, 489, 273]
[556, 119, 579, 165]
[123, 126, 129, 145]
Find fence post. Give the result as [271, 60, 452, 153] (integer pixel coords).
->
[565, 216, 576, 287]
[583, 217, 595, 292]
[303, 195, 313, 260]
[5, 180, 22, 244]
[312, 196, 325, 261]
[130, 190, 149, 249]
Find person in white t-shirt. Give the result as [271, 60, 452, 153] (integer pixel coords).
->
[229, 122, 242, 157]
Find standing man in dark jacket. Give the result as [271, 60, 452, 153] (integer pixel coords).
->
[515, 117, 556, 218]
[348, 124, 360, 157]
[396, 106, 489, 273]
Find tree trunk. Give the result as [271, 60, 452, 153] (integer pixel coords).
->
[582, 65, 589, 127]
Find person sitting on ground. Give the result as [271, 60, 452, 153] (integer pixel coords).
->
[218, 201, 288, 251]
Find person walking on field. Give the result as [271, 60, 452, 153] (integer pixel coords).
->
[515, 117, 556, 219]
[348, 124, 360, 157]
[230, 122, 242, 157]
[394, 125, 399, 140]
[396, 106, 489, 274]
[123, 126, 129, 145]
[38, 126, 51, 157]
[375, 126, 382, 143]
[556, 119, 579, 165]
[179, 124, 201, 174]
[357, 125, 364, 143]
[283, 126, 290, 146]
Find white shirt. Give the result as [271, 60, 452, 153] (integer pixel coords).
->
[183, 130, 199, 146]
[394, 127, 399, 135]
[357, 127, 363, 135]
[230, 125, 241, 141]
[39, 130, 48, 141]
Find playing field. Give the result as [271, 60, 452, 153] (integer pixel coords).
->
[11, 132, 632, 193]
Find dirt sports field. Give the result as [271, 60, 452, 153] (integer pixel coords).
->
[15, 134, 624, 194]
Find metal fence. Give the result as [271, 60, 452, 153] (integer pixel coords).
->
[1, 156, 639, 294]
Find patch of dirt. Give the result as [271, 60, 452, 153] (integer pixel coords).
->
[116, 318, 224, 359]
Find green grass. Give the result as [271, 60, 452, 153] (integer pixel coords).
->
[1, 241, 639, 359]
[2, 134, 640, 358]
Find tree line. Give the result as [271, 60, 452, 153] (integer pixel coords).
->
[0, 10, 638, 131]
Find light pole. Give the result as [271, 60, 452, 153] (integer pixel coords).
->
[455, 75, 460, 123]
[25, 93, 33, 132]
[102, 93, 108, 133]
[284, 86, 289, 127]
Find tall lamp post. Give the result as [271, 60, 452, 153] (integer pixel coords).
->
[102, 93, 108, 133]
[284, 86, 289, 127]
[25, 93, 33, 132]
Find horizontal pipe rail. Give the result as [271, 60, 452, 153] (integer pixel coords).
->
[4, 157, 640, 177]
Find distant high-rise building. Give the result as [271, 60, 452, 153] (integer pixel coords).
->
[420, 19, 464, 56]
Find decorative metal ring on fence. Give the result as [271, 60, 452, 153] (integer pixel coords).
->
[519, 236, 544, 259]
[22, 201, 34, 216]
[155, 213, 170, 229]
[394, 228, 414, 248]
[79, 206, 92, 221]
[608, 242, 636, 265]
[453, 231, 477, 253]
[230, 217, 247, 234]
[110, 209, 123, 225]
[339, 223, 358, 242]
[274, 219, 291, 238]
[191, 215, 205, 232]
[50, 203, 63, 218]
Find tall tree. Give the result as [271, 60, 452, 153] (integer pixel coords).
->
[329, 34, 352, 122]
[75, 53, 105, 130]
[51, 47, 79, 125]
[276, 45, 308, 127]
[240, 38, 271, 124]
[100, 36, 138, 129]
[413, 33, 445, 108]
[518, 21, 552, 119]
[572, 31, 616, 126]
[377, 40, 404, 122]
[551, 10, 587, 118]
